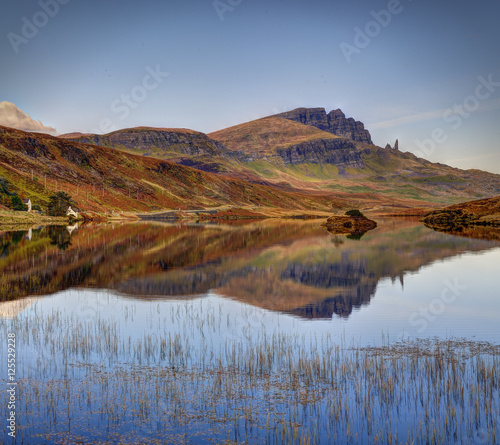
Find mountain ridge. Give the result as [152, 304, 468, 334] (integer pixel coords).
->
[60, 126, 231, 158]
[57, 107, 500, 205]
[2, 106, 500, 213]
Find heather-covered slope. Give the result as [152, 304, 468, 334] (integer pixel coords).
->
[424, 196, 500, 224]
[0, 126, 339, 213]
[57, 108, 500, 207]
[422, 196, 500, 240]
[39, 106, 500, 209]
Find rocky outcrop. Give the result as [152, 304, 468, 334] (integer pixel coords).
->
[275, 108, 373, 144]
[209, 115, 366, 168]
[275, 138, 364, 167]
[323, 215, 377, 235]
[385, 139, 399, 150]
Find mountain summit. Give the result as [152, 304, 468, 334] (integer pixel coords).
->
[274, 108, 373, 144]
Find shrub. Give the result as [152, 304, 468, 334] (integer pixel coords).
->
[0, 195, 13, 208]
[47, 192, 75, 217]
[32, 204, 42, 211]
[0, 177, 11, 195]
[0, 177, 24, 210]
[345, 209, 365, 218]
[10, 195, 25, 211]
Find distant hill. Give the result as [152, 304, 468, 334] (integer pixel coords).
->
[209, 109, 500, 204]
[60, 127, 238, 174]
[60, 127, 227, 158]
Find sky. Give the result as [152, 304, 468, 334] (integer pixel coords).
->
[1, 0, 500, 173]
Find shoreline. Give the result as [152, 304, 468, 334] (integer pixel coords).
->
[0, 210, 69, 227]
[0, 206, 337, 226]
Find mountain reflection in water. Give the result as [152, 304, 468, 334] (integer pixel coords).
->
[1, 219, 499, 319]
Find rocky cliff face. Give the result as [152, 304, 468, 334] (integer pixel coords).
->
[275, 108, 373, 144]
[275, 138, 364, 167]
[64, 128, 230, 158]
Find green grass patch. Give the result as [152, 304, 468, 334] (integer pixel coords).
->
[281, 163, 339, 181]
[412, 175, 467, 184]
[246, 161, 280, 179]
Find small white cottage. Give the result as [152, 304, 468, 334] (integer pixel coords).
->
[23, 198, 32, 212]
[66, 206, 78, 219]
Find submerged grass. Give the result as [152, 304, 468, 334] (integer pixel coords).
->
[1, 306, 499, 444]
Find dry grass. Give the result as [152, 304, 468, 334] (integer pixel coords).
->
[0, 209, 68, 227]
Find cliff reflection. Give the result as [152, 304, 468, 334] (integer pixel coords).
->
[0, 219, 499, 319]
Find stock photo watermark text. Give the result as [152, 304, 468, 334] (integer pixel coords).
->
[339, 0, 413, 63]
[414, 74, 500, 158]
[6, 332, 17, 439]
[93, 64, 169, 134]
[7, 0, 72, 54]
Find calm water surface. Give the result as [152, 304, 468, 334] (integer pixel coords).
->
[1, 219, 499, 444]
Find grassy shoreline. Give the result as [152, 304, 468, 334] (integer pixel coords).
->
[0, 206, 337, 226]
[0, 209, 68, 227]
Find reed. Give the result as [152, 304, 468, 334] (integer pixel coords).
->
[1, 305, 499, 444]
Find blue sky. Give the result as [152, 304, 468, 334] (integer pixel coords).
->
[1, 0, 500, 173]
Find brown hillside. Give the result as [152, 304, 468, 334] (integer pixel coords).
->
[422, 196, 500, 240]
[0, 125, 342, 213]
[209, 116, 341, 158]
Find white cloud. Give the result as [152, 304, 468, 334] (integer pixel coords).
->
[368, 98, 500, 130]
[0, 101, 57, 135]
[444, 152, 500, 175]
[368, 109, 447, 130]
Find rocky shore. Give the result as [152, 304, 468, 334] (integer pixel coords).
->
[422, 196, 500, 240]
[422, 197, 500, 230]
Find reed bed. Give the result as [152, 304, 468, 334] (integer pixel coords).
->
[1, 305, 499, 444]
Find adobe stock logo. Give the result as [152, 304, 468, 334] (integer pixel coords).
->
[409, 278, 466, 334]
[92, 65, 169, 134]
[213, 0, 243, 22]
[339, 0, 412, 64]
[7, 0, 72, 54]
[414, 74, 500, 159]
